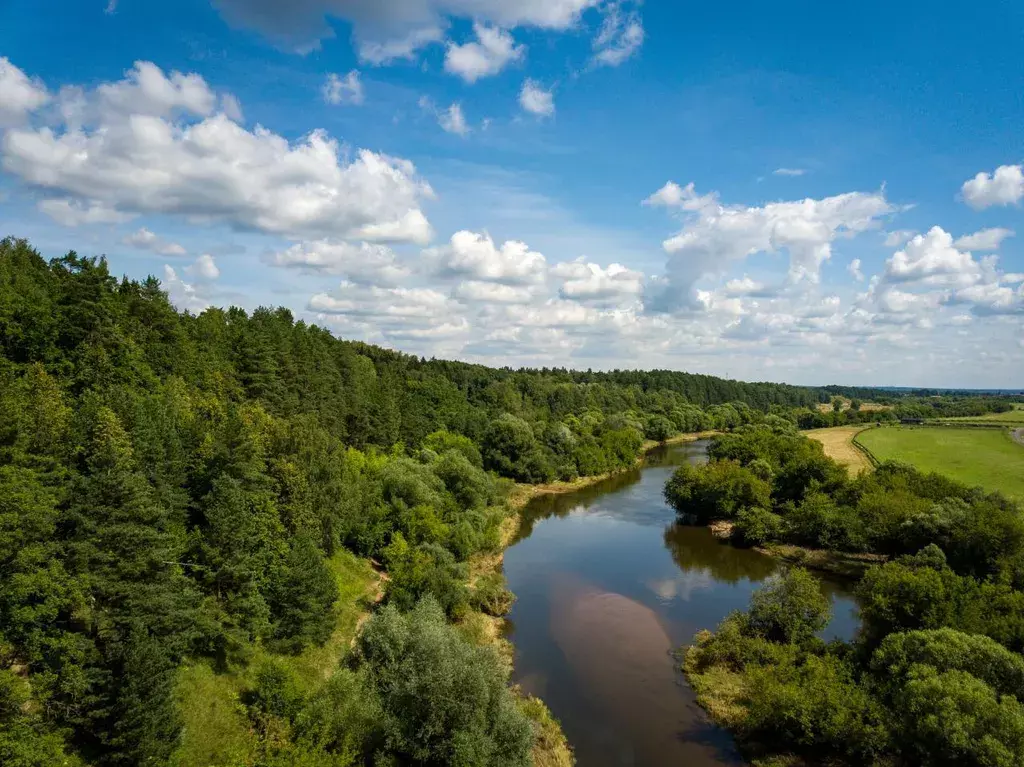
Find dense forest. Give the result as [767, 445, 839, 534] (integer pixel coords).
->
[0, 237, 892, 767]
[669, 424, 1024, 765]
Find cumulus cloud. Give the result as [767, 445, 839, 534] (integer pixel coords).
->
[211, 0, 600, 58]
[954, 227, 1014, 252]
[123, 227, 187, 256]
[848, 258, 864, 281]
[269, 240, 410, 284]
[591, 3, 644, 67]
[430, 230, 547, 284]
[439, 102, 469, 136]
[1, 60, 434, 244]
[519, 79, 554, 117]
[0, 57, 49, 126]
[859, 226, 1023, 321]
[772, 168, 805, 177]
[444, 23, 525, 82]
[645, 182, 895, 308]
[552, 257, 644, 302]
[961, 163, 1024, 210]
[322, 70, 363, 105]
[162, 265, 209, 312]
[882, 227, 984, 288]
[187, 253, 221, 280]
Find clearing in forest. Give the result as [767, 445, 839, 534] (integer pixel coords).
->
[803, 426, 873, 475]
[856, 426, 1024, 500]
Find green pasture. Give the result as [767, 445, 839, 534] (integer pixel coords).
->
[856, 425, 1024, 500]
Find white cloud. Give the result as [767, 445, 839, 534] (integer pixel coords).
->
[37, 198, 135, 226]
[269, 239, 410, 284]
[553, 257, 644, 302]
[439, 102, 469, 136]
[643, 181, 719, 213]
[97, 61, 217, 118]
[105, 0, 117, 13]
[430, 230, 547, 284]
[772, 168, 805, 177]
[954, 227, 1014, 252]
[961, 163, 1024, 210]
[322, 70, 363, 105]
[187, 253, 221, 280]
[2, 61, 433, 244]
[519, 79, 554, 117]
[0, 57, 49, 126]
[453, 281, 537, 304]
[123, 227, 187, 256]
[444, 23, 525, 82]
[211, 0, 600, 58]
[848, 258, 864, 281]
[645, 182, 895, 307]
[162, 265, 208, 312]
[591, 3, 644, 67]
[882, 227, 982, 288]
[884, 229, 917, 247]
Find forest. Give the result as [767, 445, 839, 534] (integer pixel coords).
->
[668, 423, 1024, 765]
[0, 237, 902, 767]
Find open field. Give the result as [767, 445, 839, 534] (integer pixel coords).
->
[814, 398, 891, 413]
[804, 425, 874, 475]
[856, 426, 1024, 500]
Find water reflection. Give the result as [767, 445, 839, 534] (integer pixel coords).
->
[663, 523, 778, 584]
[503, 441, 860, 767]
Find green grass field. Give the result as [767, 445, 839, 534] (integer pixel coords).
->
[856, 426, 1024, 500]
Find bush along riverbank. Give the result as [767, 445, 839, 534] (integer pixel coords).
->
[666, 423, 1024, 765]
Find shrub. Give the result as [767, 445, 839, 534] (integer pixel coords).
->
[732, 508, 786, 547]
[747, 568, 831, 644]
[357, 599, 534, 767]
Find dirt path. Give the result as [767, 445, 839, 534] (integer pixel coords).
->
[803, 426, 873, 475]
[1012, 428, 1024, 448]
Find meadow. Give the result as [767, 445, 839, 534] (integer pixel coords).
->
[856, 425, 1024, 500]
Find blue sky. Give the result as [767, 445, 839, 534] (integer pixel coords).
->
[1, 0, 1022, 387]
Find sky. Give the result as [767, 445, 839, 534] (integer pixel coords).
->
[0, 1, 1022, 388]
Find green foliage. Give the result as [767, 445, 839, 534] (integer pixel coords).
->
[665, 460, 772, 523]
[894, 667, 1024, 766]
[743, 654, 889, 762]
[747, 568, 831, 644]
[732, 508, 786, 547]
[357, 598, 535, 766]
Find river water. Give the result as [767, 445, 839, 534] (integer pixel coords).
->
[503, 440, 860, 767]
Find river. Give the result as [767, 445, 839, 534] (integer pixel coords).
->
[503, 440, 860, 767]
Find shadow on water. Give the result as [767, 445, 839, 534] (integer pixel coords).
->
[503, 440, 860, 767]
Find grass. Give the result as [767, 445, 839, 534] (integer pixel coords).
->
[803, 426, 874, 475]
[170, 549, 380, 766]
[857, 426, 1024, 500]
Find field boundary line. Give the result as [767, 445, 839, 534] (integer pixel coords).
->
[851, 426, 880, 468]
